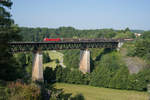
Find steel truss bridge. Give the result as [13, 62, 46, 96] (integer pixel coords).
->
[8, 38, 133, 81]
[8, 38, 128, 52]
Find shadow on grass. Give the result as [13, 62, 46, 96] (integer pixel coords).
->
[49, 87, 85, 100]
[70, 94, 85, 100]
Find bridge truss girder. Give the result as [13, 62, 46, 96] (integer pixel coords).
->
[9, 41, 118, 53]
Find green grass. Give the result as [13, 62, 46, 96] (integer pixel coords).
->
[43, 51, 65, 69]
[54, 83, 149, 100]
[44, 61, 57, 69]
[47, 51, 63, 61]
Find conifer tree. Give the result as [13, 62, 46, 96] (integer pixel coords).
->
[0, 0, 22, 80]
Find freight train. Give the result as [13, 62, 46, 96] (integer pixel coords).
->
[43, 38, 134, 42]
[43, 38, 115, 42]
[43, 38, 82, 42]
[44, 38, 61, 42]
[43, 38, 89, 42]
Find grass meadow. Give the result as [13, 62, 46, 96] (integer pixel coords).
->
[54, 83, 149, 100]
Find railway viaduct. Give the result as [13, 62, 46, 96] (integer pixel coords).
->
[9, 38, 129, 82]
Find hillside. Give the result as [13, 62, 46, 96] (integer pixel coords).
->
[44, 51, 66, 69]
[54, 83, 148, 100]
[44, 46, 147, 74]
[120, 47, 146, 74]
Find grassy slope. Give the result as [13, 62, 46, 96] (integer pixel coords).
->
[54, 83, 148, 100]
[43, 51, 65, 69]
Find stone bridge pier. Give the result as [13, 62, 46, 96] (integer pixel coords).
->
[79, 49, 90, 73]
[32, 50, 44, 82]
[117, 42, 124, 51]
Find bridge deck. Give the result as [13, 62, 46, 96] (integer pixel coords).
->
[9, 38, 131, 52]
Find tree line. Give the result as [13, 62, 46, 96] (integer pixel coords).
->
[18, 26, 135, 42]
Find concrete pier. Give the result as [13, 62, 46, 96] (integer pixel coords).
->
[32, 50, 44, 82]
[117, 42, 124, 51]
[79, 49, 90, 73]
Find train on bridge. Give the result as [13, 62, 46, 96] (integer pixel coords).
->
[43, 38, 115, 42]
[43, 38, 133, 42]
[44, 38, 61, 42]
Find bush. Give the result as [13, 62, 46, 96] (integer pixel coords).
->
[43, 52, 51, 63]
[44, 67, 56, 83]
[0, 81, 42, 100]
[55, 66, 88, 85]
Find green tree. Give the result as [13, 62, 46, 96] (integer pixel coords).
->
[90, 52, 125, 88]
[134, 39, 150, 60]
[17, 53, 27, 67]
[142, 31, 150, 39]
[55, 66, 63, 82]
[63, 50, 80, 69]
[43, 52, 51, 63]
[109, 66, 129, 89]
[124, 27, 130, 33]
[44, 67, 56, 83]
[134, 69, 150, 91]
[0, 0, 22, 81]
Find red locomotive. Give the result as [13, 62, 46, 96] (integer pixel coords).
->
[44, 38, 61, 42]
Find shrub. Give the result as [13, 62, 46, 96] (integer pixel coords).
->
[43, 52, 51, 63]
[44, 67, 56, 83]
[1, 81, 41, 100]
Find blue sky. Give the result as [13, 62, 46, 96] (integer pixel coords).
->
[12, 0, 150, 30]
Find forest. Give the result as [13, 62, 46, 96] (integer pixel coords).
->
[18, 26, 136, 42]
